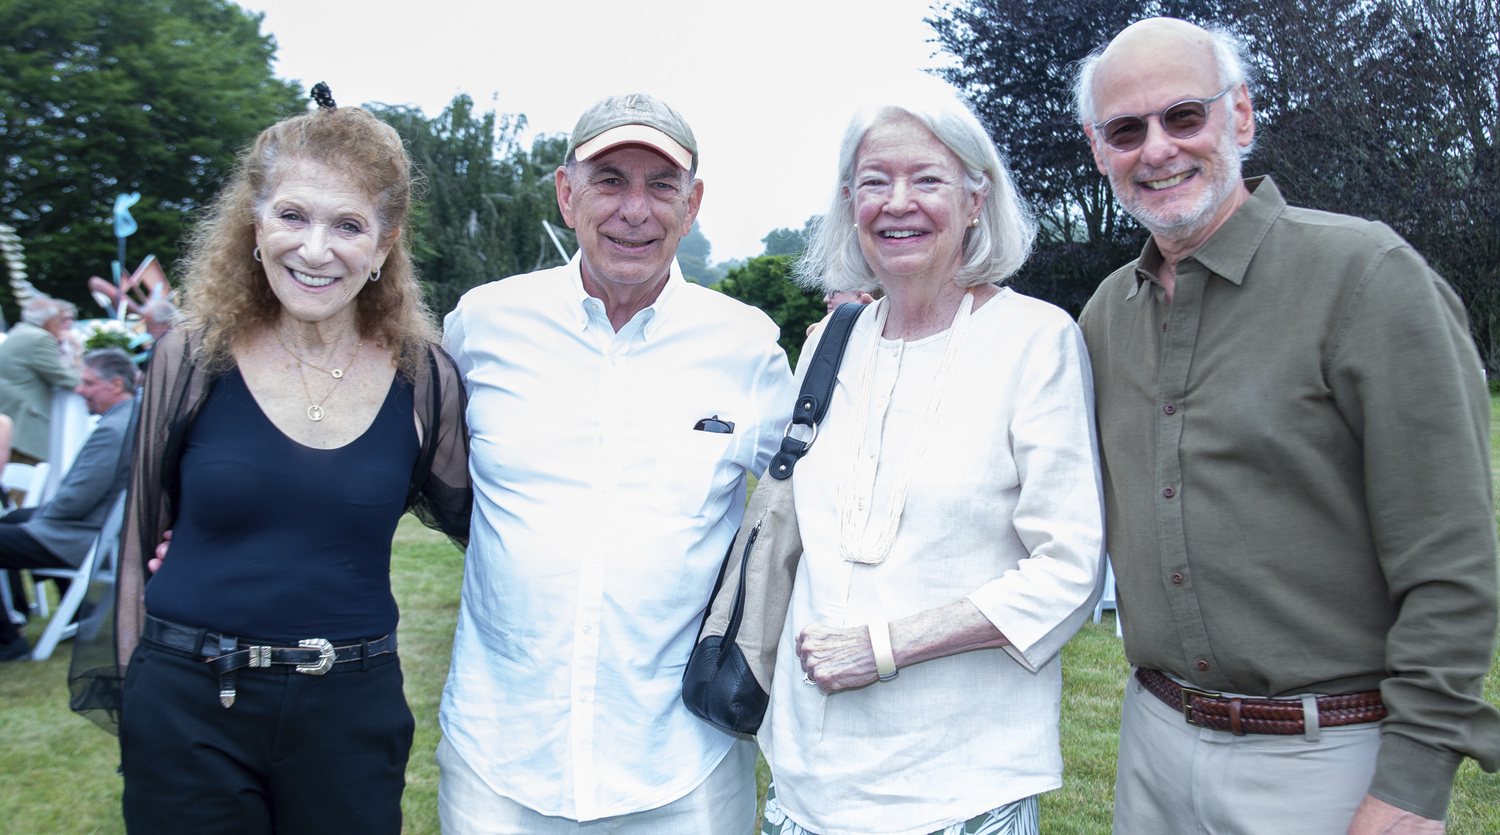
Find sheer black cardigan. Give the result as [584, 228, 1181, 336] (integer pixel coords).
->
[69, 328, 472, 733]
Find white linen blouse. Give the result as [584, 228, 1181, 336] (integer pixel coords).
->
[758, 288, 1106, 835]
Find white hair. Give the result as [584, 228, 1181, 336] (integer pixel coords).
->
[1073, 23, 1256, 156]
[20, 295, 65, 327]
[796, 93, 1037, 293]
[142, 298, 178, 323]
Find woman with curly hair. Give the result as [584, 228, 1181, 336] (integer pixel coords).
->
[107, 85, 471, 834]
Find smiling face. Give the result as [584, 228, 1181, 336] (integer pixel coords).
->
[851, 114, 984, 287]
[1086, 24, 1254, 248]
[254, 159, 392, 327]
[556, 145, 703, 301]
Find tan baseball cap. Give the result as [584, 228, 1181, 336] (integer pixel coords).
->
[566, 94, 697, 171]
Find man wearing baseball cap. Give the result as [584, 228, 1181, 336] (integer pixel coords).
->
[437, 94, 796, 833]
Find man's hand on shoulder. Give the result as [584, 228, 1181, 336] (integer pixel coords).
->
[805, 292, 876, 337]
[1348, 795, 1444, 834]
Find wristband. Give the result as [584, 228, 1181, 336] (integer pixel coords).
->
[868, 620, 899, 681]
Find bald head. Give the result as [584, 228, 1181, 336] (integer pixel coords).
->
[1076, 18, 1257, 250]
[1075, 18, 1251, 128]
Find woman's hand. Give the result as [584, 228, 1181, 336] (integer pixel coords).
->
[796, 623, 880, 694]
[797, 600, 1010, 695]
[148, 529, 171, 574]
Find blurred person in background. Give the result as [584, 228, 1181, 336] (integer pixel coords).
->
[0, 348, 136, 661]
[0, 295, 81, 466]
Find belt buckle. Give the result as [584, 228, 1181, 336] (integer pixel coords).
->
[296, 638, 335, 675]
[1180, 685, 1220, 726]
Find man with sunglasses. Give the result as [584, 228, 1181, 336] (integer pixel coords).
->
[1075, 18, 1499, 835]
[437, 94, 795, 834]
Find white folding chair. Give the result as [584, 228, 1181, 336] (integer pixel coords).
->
[1092, 555, 1122, 637]
[29, 491, 126, 661]
[1, 461, 52, 508]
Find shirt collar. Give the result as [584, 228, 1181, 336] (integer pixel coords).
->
[1126, 175, 1286, 300]
[566, 252, 685, 341]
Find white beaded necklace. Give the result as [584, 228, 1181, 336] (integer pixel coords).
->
[838, 290, 975, 566]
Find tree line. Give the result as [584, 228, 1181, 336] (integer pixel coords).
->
[6, 0, 1492, 372]
[929, 0, 1498, 367]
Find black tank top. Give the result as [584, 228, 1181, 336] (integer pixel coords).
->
[145, 367, 419, 642]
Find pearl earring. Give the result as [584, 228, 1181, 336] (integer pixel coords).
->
[970, 217, 980, 228]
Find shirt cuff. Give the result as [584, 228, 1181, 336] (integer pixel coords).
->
[1368, 732, 1462, 820]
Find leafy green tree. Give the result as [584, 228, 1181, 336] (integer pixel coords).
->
[0, 0, 303, 318]
[371, 97, 568, 316]
[931, 0, 1500, 346]
[676, 221, 721, 286]
[762, 215, 827, 258]
[762, 227, 806, 257]
[1233, 0, 1499, 368]
[716, 254, 824, 366]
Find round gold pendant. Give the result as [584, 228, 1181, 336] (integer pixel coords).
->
[307, 404, 325, 421]
[331, 369, 343, 379]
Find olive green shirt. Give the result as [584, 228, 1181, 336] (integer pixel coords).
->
[1079, 177, 1500, 819]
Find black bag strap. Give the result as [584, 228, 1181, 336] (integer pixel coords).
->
[767, 301, 866, 480]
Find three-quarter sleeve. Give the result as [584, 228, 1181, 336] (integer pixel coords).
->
[965, 319, 1106, 671]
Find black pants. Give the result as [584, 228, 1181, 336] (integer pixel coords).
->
[0, 507, 70, 643]
[120, 636, 414, 835]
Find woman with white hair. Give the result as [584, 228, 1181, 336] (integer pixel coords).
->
[756, 92, 1106, 835]
[0, 295, 80, 465]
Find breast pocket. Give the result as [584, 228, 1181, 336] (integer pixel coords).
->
[651, 429, 737, 518]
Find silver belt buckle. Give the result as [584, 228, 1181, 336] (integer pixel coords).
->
[295, 638, 335, 675]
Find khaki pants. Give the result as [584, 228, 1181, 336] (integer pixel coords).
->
[437, 735, 758, 835]
[1113, 669, 1380, 835]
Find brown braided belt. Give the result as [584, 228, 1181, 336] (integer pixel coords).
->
[1137, 668, 1386, 736]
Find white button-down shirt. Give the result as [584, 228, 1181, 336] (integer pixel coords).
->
[440, 256, 796, 821]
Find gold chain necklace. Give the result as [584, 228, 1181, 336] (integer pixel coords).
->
[275, 330, 363, 421]
[275, 328, 361, 379]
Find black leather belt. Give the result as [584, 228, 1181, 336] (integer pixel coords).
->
[144, 614, 397, 708]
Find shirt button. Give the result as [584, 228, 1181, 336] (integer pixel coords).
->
[1196, 659, 1210, 671]
[582, 625, 591, 634]
[1171, 573, 1183, 584]
[1162, 322, 1168, 332]
[1163, 404, 1176, 415]
[1162, 487, 1175, 498]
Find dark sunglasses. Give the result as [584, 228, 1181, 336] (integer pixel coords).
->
[692, 415, 735, 434]
[1093, 86, 1233, 152]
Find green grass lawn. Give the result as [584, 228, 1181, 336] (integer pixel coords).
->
[3, 401, 1500, 833]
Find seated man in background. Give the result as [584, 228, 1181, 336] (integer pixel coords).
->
[0, 348, 137, 661]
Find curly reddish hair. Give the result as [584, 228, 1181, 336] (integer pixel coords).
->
[178, 105, 434, 378]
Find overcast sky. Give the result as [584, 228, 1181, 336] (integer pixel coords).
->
[237, 0, 958, 264]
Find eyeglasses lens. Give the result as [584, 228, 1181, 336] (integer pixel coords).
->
[693, 416, 735, 434]
[1163, 102, 1209, 136]
[1102, 101, 1210, 151]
